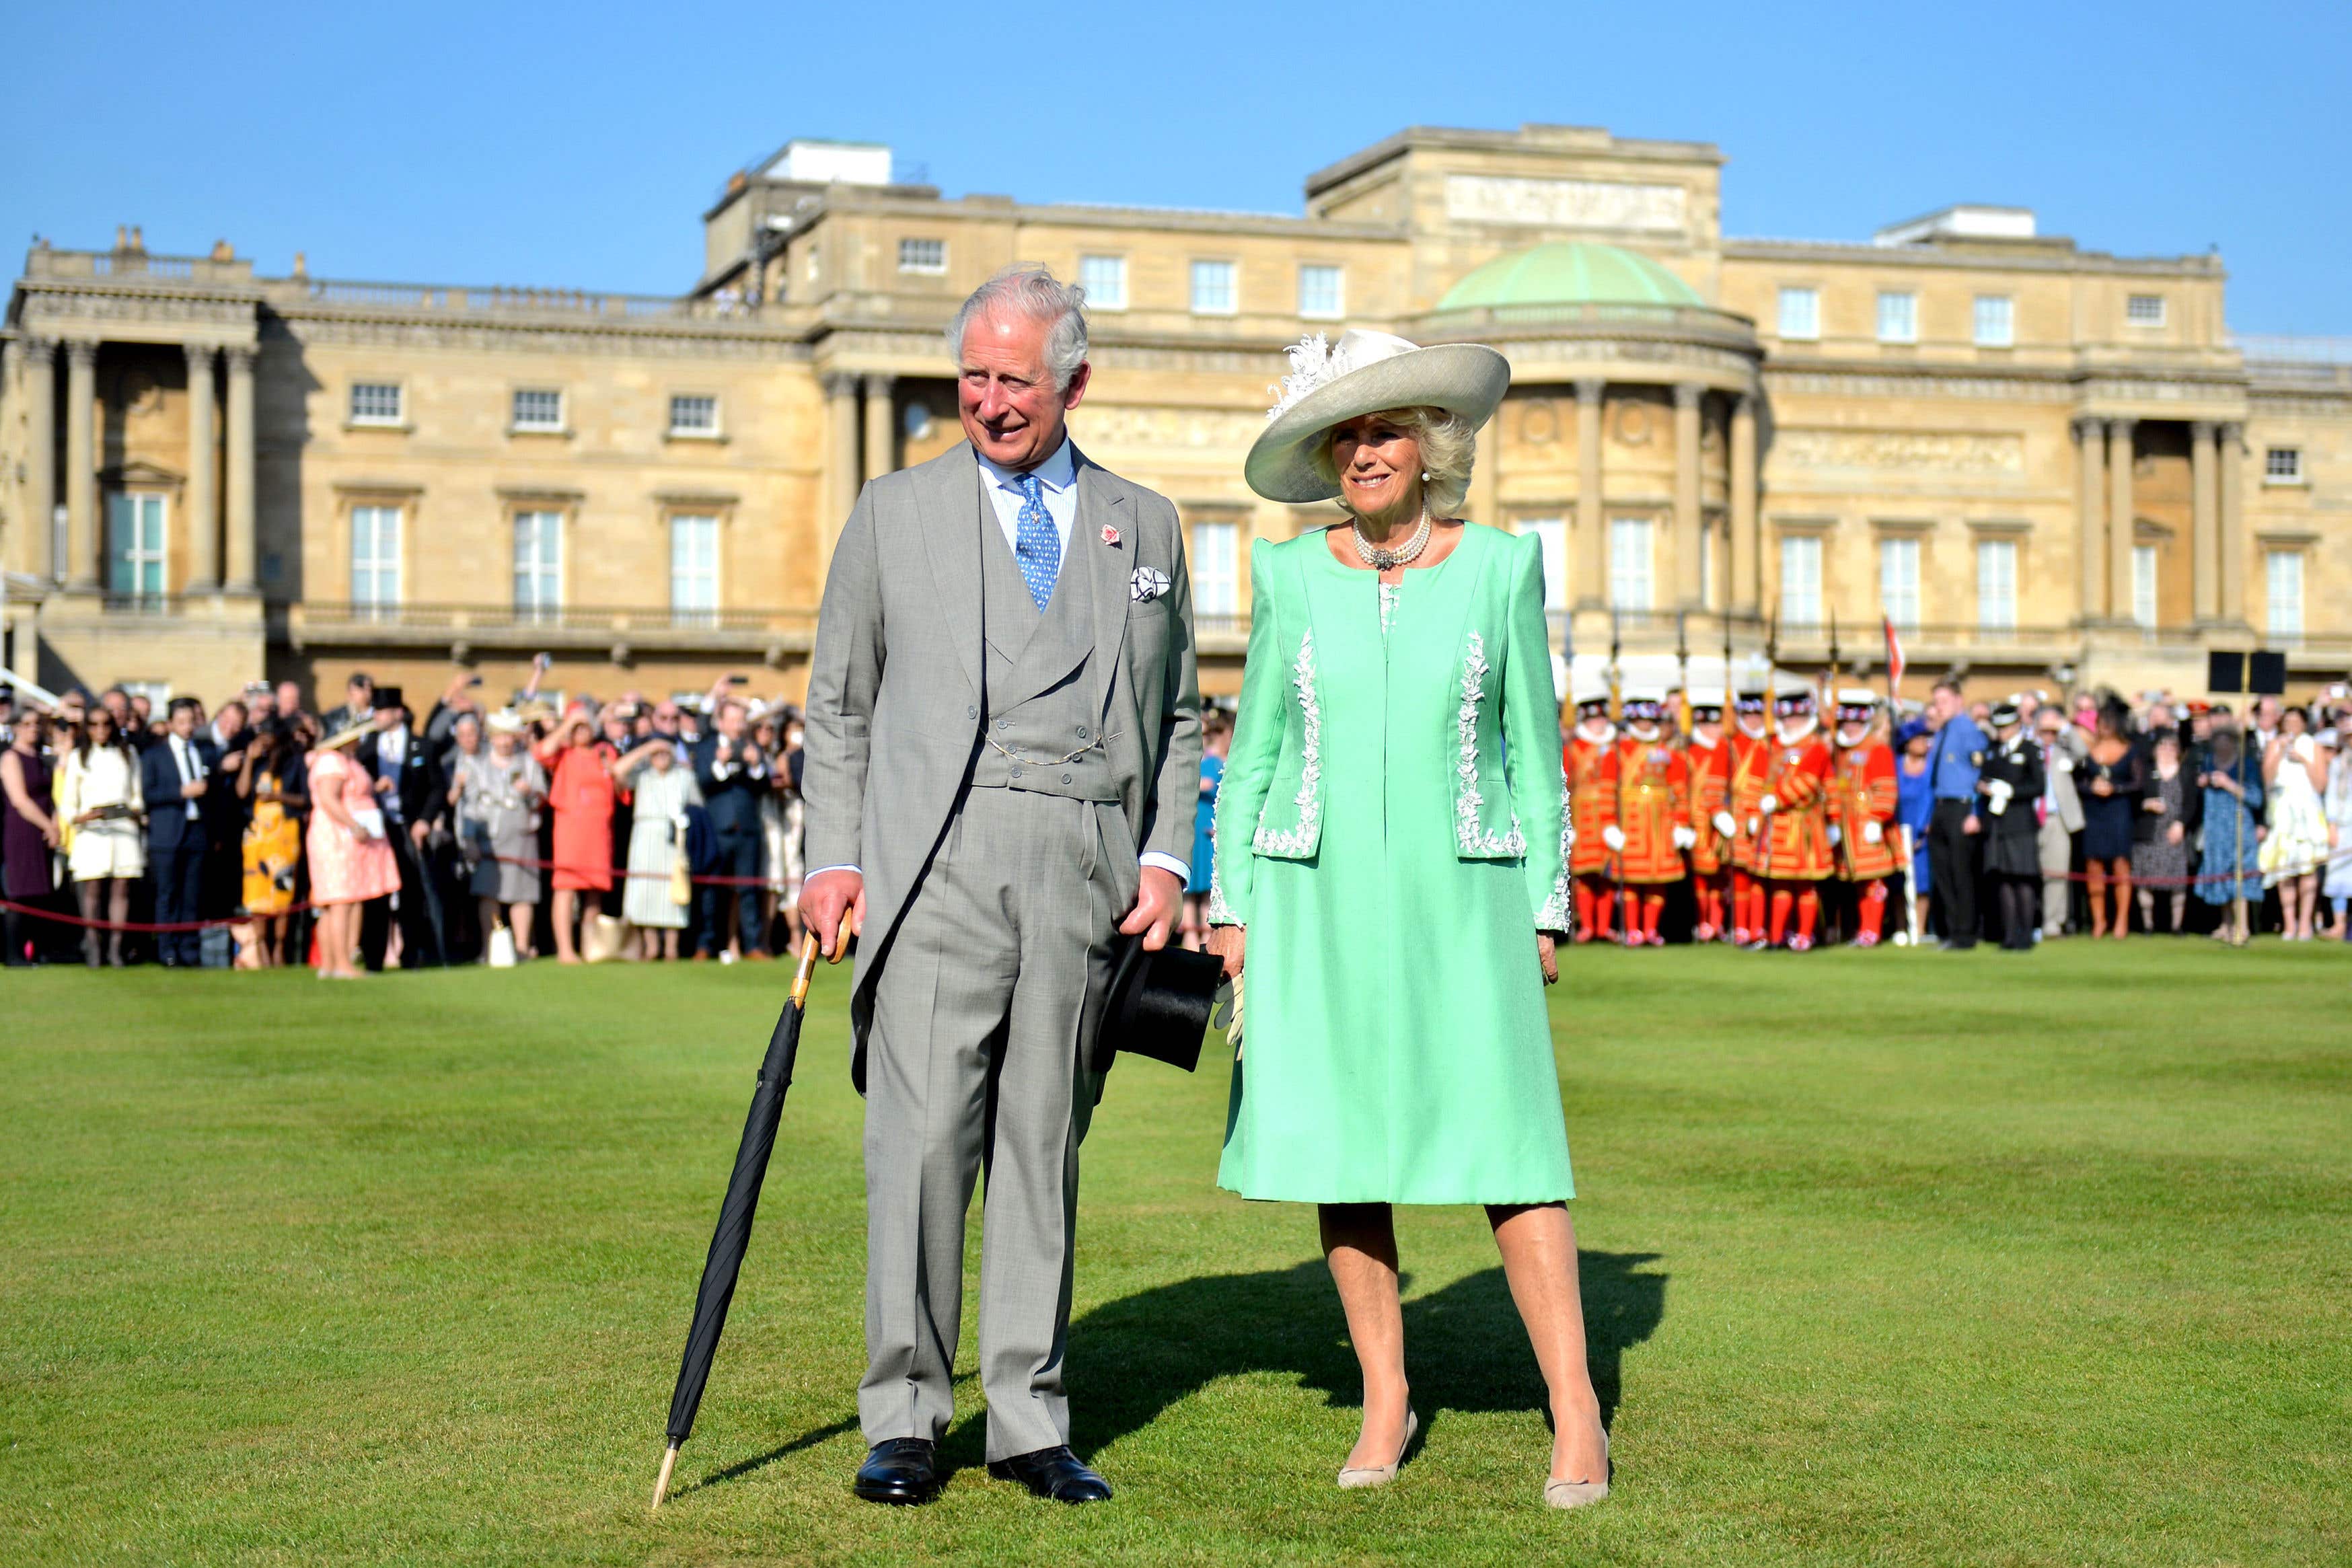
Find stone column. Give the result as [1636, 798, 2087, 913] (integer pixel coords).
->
[1574, 377, 1605, 608]
[2105, 418, 2135, 623]
[861, 373, 897, 482]
[18, 339, 55, 581]
[223, 346, 258, 592]
[2190, 420, 2219, 622]
[2218, 422, 2246, 624]
[184, 344, 221, 592]
[828, 373, 865, 554]
[1730, 391, 1759, 613]
[1673, 384, 1703, 607]
[2074, 416, 2105, 621]
[64, 340, 99, 593]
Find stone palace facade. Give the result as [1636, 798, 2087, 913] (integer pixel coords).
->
[5, 123, 2347, 705]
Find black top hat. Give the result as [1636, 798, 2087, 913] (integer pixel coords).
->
[1090, 936, 1224, 1076]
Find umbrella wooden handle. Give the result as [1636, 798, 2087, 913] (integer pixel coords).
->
[653, 1442, 679, 1511]
[789, 930, 822, 1008]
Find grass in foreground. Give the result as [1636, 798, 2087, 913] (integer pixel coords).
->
[3, 939, 2347, 1565]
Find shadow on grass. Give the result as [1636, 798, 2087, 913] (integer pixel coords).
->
[671, 1415, 862, 1500]
[1064, 1250, 1666, 1457]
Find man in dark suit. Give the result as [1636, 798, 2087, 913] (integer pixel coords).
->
[692, 695, 771, 959]
[357, 687, 449, 968]
[320, 671, 375, 737]
[141, 697, 224, 966]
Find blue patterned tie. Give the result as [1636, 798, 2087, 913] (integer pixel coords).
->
[1013, 472, 1060, 611]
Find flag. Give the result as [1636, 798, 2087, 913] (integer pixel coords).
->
[1883, 615, 1907, 691]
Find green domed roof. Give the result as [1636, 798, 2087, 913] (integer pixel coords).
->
[1438, 242, 1703, 311]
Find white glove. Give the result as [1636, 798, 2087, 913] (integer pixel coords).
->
[1987, 780, 2012, 816]
[1673, 825, 1697, 850]
[1713, 811, 1737, 838]
[1759, 793, 1779, 814]
[1863, 821, 1883, 845]
[1746, 815, 1761, 836]
[1828, 824, 1843, 846]
[1603, 825, 1627, 852]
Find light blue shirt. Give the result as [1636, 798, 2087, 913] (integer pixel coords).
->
[975, 438, 1079, 566]
[1928, 711, 1987, 801]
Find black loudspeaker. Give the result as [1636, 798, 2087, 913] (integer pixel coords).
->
[2207, 651, 2246, 694]
[2250, 650, 2288, 696]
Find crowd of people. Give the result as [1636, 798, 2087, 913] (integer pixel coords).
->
[0, 667, 815, 971]
[4, 661, 2349, 971]
[1558, 675, 2352, 952]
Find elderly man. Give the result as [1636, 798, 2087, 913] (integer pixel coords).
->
[802, 264, 1201, 1507]
[2034, 704, 2086, 938]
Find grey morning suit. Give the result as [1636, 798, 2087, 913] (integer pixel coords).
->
[801, 442, 1200, 1460]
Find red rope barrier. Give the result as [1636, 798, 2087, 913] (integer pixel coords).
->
[0, 897, 315, 933]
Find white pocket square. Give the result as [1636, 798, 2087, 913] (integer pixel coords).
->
[1130, 567, 1171, 603]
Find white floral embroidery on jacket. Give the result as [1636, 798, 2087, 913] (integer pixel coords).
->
[1455, 631, 1526, 858]
[1252, 629, 1322, 856]
[1534, 767, 1573, 930]
[1204, 778, 1237, 924]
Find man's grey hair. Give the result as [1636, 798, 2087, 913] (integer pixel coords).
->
[946, 264, 1089, 390]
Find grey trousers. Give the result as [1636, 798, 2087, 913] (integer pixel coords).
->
[2038, 817, 2074, 936]
[857, 786, 1126, 1460]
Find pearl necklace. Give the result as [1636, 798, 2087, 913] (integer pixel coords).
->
[1351, 507, 1431, 570]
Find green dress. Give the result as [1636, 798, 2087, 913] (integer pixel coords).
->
[1210, 524, 1575, 1205]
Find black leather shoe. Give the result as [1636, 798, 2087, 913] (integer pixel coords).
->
[986, 1446, 1111, 1503]
[853, 1438, 942, 1505]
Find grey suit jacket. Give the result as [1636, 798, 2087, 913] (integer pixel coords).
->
[802, 441, 1204, 1086]
[2043, 741, 2085, 832]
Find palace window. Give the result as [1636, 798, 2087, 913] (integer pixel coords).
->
[1190, 260, 1237, 315]
[2266, 550, 2304, 638]
[1779, 534, 1822, 627]
[1976, 539, 2017, 630]
[1520, 517, 1568, 608]
[897, 237, 946, 274]
[1973, 295, 2014, 348]
[513, 511, 563, 622]
[349, 381, 404, 425]
[107, 492, 168, 604]
[2131, 545, 2158, 628]
[1298, 264, 1345, 320]
[670, 515, 719, 627]
[1878, 536, 1920, 630]
[2126, 294, 2166, 326]
[350, 505, 402, 617]
[1080, 254, 1127, 311]
[1610, 517, 1654, 611]
[1876, 291, 1918, 344]
[1189, 519, 1239, 617]
[512, 388, 564, 432]
[668, 394, 719, 436]
[2265, 446, 2303, 483]
[1777, 287, 1820, 341]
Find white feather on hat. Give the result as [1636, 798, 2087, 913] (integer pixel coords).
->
[1245, 330, 1510, 504]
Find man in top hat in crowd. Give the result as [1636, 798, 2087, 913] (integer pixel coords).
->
[1611, 687, 1693, 946]
[1563, 684, 1620, 942]
[1683, 695, 1735, 942]
[1753, 683, 1834, 950]
[800, 264, 1200, 1507]
[1726, 685, 1773, 944]
[1827, 689, 1901, 946]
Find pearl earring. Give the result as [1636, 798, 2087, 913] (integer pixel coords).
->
[1420, 470, 1431, 481]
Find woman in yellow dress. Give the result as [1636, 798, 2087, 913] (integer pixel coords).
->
[237, 719, 307, 966]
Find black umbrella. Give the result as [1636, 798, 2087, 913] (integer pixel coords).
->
[651, 928, 828, 1510]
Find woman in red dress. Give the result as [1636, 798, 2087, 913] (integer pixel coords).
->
[539, 709, 617, 964]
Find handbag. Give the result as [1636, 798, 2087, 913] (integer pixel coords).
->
[487, 923, 517, 968]
[669, 842, 693, 907]
[349, 805, 386, 841]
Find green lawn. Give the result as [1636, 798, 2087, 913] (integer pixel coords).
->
[4, 940, 2347, 1566]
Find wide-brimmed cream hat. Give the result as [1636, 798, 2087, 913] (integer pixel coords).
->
[1244, 329, 1510, 504]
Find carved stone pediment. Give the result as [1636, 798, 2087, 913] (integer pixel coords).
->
[101, 457, 186, 488]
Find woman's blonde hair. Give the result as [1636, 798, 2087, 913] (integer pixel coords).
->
[1311, 405, 1477, 519]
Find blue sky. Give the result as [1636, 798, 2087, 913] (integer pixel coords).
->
[7, 0, 2343, 333]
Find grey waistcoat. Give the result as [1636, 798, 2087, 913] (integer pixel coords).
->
[970, 513, 1118, 802]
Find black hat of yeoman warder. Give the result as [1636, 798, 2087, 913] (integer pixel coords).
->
[1090, 936, 1224, 1076]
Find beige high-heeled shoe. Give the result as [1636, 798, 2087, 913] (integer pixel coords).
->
[1543, 1425, 1609, 1509]
[1336, 1409, 1418, 1490]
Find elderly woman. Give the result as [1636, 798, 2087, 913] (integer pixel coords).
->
[454, 711, 546, 959]
[616, 734, 700, 959]
[2196, 717, 2265, 945]
[1209, 330, 1605, 1509]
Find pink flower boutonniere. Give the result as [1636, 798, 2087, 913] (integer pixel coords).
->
[1101, 525, 1122, 548]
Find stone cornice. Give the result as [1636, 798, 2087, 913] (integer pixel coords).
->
[1724, 237, 2221, 278]
[268, 310, 813, 361]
